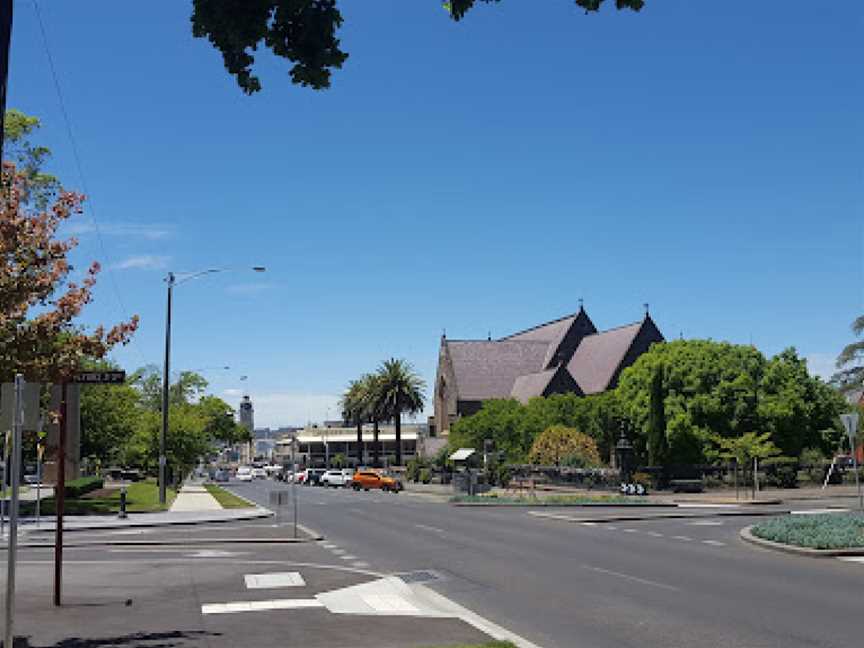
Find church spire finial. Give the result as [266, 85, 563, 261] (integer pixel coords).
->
[578, 297, 584, 311]
[643, 302, 649, 317]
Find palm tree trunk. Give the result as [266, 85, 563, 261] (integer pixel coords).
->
[356, 417, 363, 466]
[373, 417, 380, 467]
[395, 398, 402, 466]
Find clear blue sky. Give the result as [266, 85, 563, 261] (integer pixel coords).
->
[9, 1, 862, 427]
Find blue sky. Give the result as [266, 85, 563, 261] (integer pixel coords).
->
[9, 1, 862, 427]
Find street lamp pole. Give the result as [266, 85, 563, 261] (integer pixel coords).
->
[159, 272, 175, 506]
[158, 266, 265, 505]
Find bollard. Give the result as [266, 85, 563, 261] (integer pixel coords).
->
[118, 485, 128, 519]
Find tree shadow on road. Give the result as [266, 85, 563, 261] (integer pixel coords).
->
[11, 630, 221, 647]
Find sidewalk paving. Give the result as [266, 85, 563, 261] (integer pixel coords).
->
[169, 481, 222, 512]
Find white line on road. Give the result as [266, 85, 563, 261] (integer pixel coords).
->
[353, 561, 371, 568]
[623, 528, 639, 533]
[791, 509, 850, 515]
[672, 535, 693, 542]
[581, 565, 680, 591]
[646, 531, 664, 538]
[838, 557, 864, 564]
[606, 525, 618, 530]
[414, 524, 446, 534]
[581, 522, 597, 527]
[339, 555, 357, 560]
[688, 520, 724, 526]
[202, 599, 323, 614]
[331, 549, 346, 555]
[245, 572, 306, 589]
[702, 540, 726, 546]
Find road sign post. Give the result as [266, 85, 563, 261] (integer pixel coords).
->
[840, 413, 861, 511]
[5, 374, 24, 648]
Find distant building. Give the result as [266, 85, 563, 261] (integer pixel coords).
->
[238, 395, 254, 463]
[274, 423, 430, 467]
[434, 307, 664, 436]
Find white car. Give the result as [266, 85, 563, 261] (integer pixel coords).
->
[236, 466, 253, 482]
[321, 469, 354, 488]
[251, 467, 268, 479]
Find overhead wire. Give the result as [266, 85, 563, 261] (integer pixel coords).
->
[31, 0, 149, 369]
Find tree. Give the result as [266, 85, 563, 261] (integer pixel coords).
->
[708, 431, 781, 474]
[191, 0, 644, 94]
[197, 395, 247, 445]
[1, 122, 138, 384]
[3, 109, 59, 208]
[80, 378, 141, 465]
[130, 365, 209, 411]
[375, 358, 426, 466]
[832, 314, 864, 393]
[528, 425, 600, 467]
[360, 372, 385, 467]
[340, 376, 368, 463]
[646, 363, 668, 466]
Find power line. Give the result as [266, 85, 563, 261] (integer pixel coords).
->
[31, 0, 148, 369]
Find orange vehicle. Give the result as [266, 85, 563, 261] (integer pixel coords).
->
[351, 470, 403, 493]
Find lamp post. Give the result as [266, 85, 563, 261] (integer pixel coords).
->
[615, 421, 634, 486]
[159, 266, 265, 505]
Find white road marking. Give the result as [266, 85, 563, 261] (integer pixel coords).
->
[702, 540, 726, 547]
[606, 525, 618, 530]
[362, 594, 419, 613]
[791, 508, 850, 515]
[186, 550, 244, 558]
[414, 523, 446, 534]
[339, 555, 357, 560]
[581, 522, 597, 527]
[671, 535, 693, 542]
[623, 528, 639, 533]
[244, 572, 305, 589]
[202, 599, 323, 614]
[353, 561, 370, 568]
[646, 531, 664, 538]
[677, 503, 739, 509]
[331, 549, 346, 555]
[321, 543, 337, 549]
[688, 520, 724, 526]
[581, 565, 680, 591]
[837, 557, 864, 564]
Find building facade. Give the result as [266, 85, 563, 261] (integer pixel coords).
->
[434, 307, 664, 436]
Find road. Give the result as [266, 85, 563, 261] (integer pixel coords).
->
[230, 479, 864, 648]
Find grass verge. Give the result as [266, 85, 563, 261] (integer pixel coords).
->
[20, 479, 177, 515]
[751, 513, 864, 550]
[451, 493, 655, 506]
[204, 483, 254, 508]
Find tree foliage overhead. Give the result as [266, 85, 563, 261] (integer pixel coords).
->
[191, 0, 645, 94]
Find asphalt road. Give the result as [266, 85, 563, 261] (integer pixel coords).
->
[230, 479, 864, 648]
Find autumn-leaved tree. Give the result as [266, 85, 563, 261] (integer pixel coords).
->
[1, 118, 138, 382]
[528, 425, 600, 467]
[191, 0, 645, 94]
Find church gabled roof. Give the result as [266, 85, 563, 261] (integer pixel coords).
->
[566, 318, 656, 394]
[510, 368, 559, 403]
[501, 312, 580, 342]
[445, 339, 549, 401]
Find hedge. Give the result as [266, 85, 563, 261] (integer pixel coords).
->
[64, 476, 104, 499]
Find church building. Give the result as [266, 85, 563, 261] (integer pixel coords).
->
[433, 306, 664, 436]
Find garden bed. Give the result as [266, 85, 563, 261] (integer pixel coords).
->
[750, 513, 864, 550]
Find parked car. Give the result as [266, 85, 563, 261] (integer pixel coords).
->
[251, 467, 268, 479]
[305, 468, 326, 486]
[321, 469, 354, 488]
[351, 470, 403, 493]
[213, 469, 230, 483]
[236, 466, 253, 482]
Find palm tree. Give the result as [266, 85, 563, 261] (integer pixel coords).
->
[360, 373, 385, 467]
[340, 377, 367, 465]
[376, 358, 426, 466]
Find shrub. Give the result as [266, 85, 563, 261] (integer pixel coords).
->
[752, 513, 864, 549]
[800, 447, 826, 483]
[406, 459, 422, 483]
[64, 476, 103, 499]
[763, 457, 799, 489]
[419, 468, 432, 484]
[528, 426, 600, 467]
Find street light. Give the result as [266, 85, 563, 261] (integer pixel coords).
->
[159, 266, 266, 505]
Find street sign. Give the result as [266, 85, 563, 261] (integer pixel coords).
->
[73, 371, 126, 385]
[840, 412, 859, 446]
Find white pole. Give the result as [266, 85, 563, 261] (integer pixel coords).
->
[5, 374, 24, 648]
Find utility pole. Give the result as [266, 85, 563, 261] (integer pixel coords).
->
[0, 0, 13, 162]
[160, 272, 175, 506]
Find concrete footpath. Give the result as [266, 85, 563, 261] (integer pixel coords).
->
[169, 481, 222, 512]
